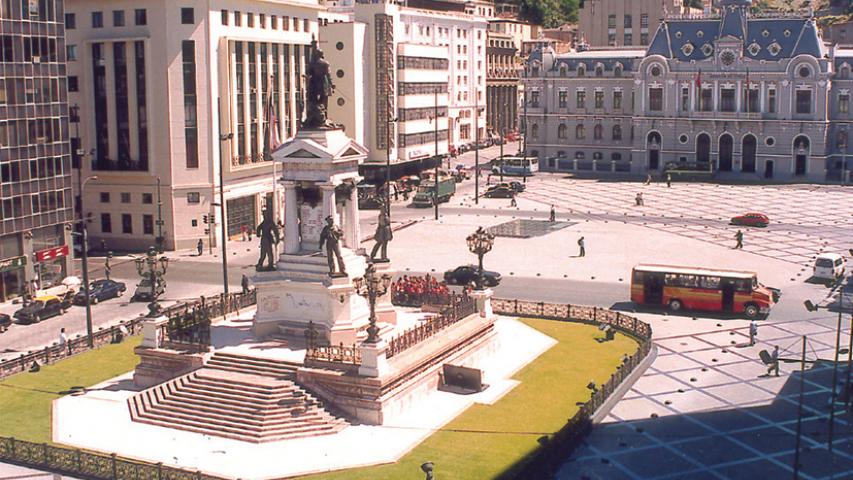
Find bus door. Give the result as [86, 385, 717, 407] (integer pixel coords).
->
[644, 273, 664, 305]
[721, 280, 735, 312]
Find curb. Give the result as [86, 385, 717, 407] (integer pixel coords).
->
[591, 342, 658, 424]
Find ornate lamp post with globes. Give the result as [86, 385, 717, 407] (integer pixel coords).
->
[466, 227, 495, 290]
[135, 247, 169, 317]
[353, 263, 392, 343]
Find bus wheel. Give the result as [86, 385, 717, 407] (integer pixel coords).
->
[744, 304, 760, 319]
[668, 299, 683, 312]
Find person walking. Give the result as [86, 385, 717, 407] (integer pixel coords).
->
[635, 192, 644, 206]
[767, 345, 780, 376]
[197, 239, 204, 256]
[734, 230, 744, 249]
[241, 224, 248, 242]
[59, 327, 69, 354]
[510, 196, 517, 208]
[577, 236, 586, 257]
[749, 320, 758, 346]
[644, 174, 652, 185]
[549, 205, 556, 222]
[666, 173, 672, 188]
[241, 274, 250, 295]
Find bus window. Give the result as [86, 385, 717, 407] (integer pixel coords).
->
[700, 276, 720, 289]
[733, 278, 751, 292]
[632, 270, 643, 283]
[665, 273, 678, 285]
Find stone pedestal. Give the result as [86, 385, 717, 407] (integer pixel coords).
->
[358, 340, 389, 378]
[133, 316, 205, 388]
[372, 261, 398, 325]
[471, 288, 494, 319]
[140, 315, 168, 348]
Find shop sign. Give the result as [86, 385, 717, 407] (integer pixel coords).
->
[0, 255, 26, 273]
[35, 245, 69, 262]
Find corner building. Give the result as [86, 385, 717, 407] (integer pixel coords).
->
[0, 0, 74, 301]
[65, 0, 319, 251]
[526, 0, 852, 182]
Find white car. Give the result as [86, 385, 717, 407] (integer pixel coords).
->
[813, 253, 846, 283]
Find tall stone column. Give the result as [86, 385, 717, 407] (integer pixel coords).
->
[321, 184, 338, 226]
[283, 181, 300, 254]
[344, 185, 361, 251]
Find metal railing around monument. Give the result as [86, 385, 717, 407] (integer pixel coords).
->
[386, 292, 477, 359]
[155, 291, 257, 353]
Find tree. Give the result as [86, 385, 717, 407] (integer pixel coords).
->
[518, 0, 579, 28]
[684, 0, 705, 8]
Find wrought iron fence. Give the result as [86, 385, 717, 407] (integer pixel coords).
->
[0, 290, 257, 381]
[492, 298, 653, 479]
[306, 342, 362, 365]
[392, 291, 454, 308]
[386, 293, 477, 359]
[0, 437, 224, 480]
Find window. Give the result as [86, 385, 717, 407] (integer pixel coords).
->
[612, 125, 622, 140]
[796, 90, 812, 114]
[260, 14, 265, 28]
[558, 90, 567, 108]
[235, 11, 242, 26]
[648, 87, 663, 111]
[624, 15, 632, 28]
[624, 33, 632, 45]
[247, 13, 254, 27]
[142, 193, 153, 204]
[271, 15, 277, 29]
[558, 123, 568, 139]
[575, 124, 585, 140]
[187, 192, 200, 204]
[768, 88, 776, 113]
[65, 13, 75, 29]
[530, 90, 539, 107]
[613, 91, 622, 109]
[135, 9, 147, 25]
[594, 90, 604, 109]
[743, 87, 759, 113]
[577, 64, 585, 77]
[68, 76, 78, 92]
[221, 10, 228, 25]
[66, 45, 77, 61]
[608, 15, 616, 28]
[181, 8, 194, 24]
[576, 90, 586, 108]
[122, 214, 133, 234]
[100, 192, 110, 203]
[101, 213, 112, 233]
[120, 192, 130, 203]
[531, 124, 539, 140]
[595, 65, 604, 77]
[143, 214, 154, 235]
[92, 11, 103, 28]
[614, 64, 623, 77]
[113, 10, 124, 27]
[594, 124, 603, 140]
[641, 14, 649, 28]
[720, 88, 735, 112]
[612, 153, 622, 161]
[641, 33, 649, 44]
[700, 87, 713, 111]
[841, 94, 850, 114]
[182, 41, 198, 168]
[681, 87, 689, 111]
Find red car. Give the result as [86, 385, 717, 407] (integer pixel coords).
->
[730, 212, 770, 228]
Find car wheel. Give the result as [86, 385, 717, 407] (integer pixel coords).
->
[92, 296, 99, 305]
[744, 303, 760, 319]
[668, 299, 683, 312]
[117, 289, 124, 297]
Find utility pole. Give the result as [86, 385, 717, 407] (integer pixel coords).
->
[828, 306, 843, 452]
[474, 92, 479, 205]
[386, 111, 395, 221]
[793, 336, 806, 480]
[156, 176, 163, 253]
[217, 98, 230, 295]
[434, 89, 440, 221]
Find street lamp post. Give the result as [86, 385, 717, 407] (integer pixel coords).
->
[385, 114, 397, 221]
[466, 227, 495, 290]
[155, 177, 164, 253]
[135, 247, 169, 318]
[804, 298, 847, 452]
[72, 175, 99, 348]
[353, 263, 392, 344]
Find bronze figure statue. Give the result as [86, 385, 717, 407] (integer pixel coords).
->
[318, 215, 347, 276]
[255, 208, 280, 271]
[370, 204, 393, 262]
[303, 38, 335, 129]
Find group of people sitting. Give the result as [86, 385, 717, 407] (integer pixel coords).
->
[391, 275, 452, 306]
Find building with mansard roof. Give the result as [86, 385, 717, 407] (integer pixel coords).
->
[524, 0, 853, 182]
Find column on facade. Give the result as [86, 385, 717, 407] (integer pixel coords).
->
[735, 80, 741, 112]
[283, 180, 299, 254]
[321, 184, 338, 228]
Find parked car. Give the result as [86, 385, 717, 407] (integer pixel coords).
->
[444, 265, 502, 287]
[13, 295, 67, 324]
[0, 313, 11, 333]
[484, 185, 515, 198]
[132, 277, 166, 302]
[730, 212, 770, 228]
[73, 279, 127, 305]
[813, 253, 846, 283]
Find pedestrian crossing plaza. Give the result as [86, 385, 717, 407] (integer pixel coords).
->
[524, 178, 853, 267]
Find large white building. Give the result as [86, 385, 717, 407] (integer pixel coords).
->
[322, 0, 489, 182]
[66, 0, 320, 251]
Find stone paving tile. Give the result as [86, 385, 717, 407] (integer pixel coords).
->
[667, 367, 742, 390]
[630, 373, 690, 396]
[646, 352, 706, 372]
[605, 445, 701, 479]
[557, 458, 637, 480]
[709, 458, 795, 480]
[607, 396, 671, 422]
[651, 388, 730, 413]
[702, 383, 778, 406]
[674, 435, 759, 467]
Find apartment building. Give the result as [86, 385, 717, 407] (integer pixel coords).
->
[65, 0, 320, 251]
[0, 0, 74, 301]
[578, 0, 706, 47]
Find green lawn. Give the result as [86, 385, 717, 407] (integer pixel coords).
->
[300, 319, 639, 480]
[0, 336, 141, 443]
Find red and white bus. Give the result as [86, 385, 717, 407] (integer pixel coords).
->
[630, 264, 780, 319]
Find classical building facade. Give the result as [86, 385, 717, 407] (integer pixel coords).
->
[65, 0, 319, 251]
[578, 0, 707, 47]
[0, 0, 74, 301]
[486, 30, 518, 136]
[525, 0, 851, 182]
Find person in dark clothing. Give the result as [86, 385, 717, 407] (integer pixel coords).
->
[734, 230, 744, 249]
[577, 236, 585, 257]
[241, 274, 250, 294]
[197, 239, 203, 256]
[549, 205, 556, 222]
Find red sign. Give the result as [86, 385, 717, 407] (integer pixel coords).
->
[35, 245, 69, 262]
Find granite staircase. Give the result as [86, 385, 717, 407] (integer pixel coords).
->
[128, 352, 348, 442]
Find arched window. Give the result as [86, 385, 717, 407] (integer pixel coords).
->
[594, 124, 603, 140]
[576, 124, 585, 139]
[842, 65, 851, 79]
[612, 125, 622, 140]
[614, 63, 623, 77]
[595, 64, 604, 77]
[577, 64, 586, 77]
[593, 152, 603, 160]
[531, 124, 539, 139]
[559, 63, 567, 77]
[558, 123, 568, 139]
